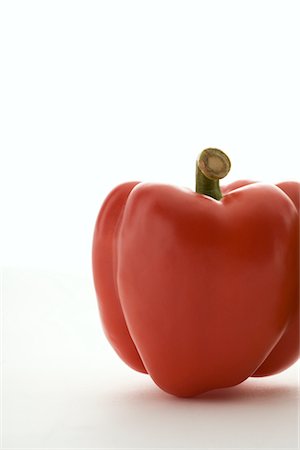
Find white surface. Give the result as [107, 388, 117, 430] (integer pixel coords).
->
[2, 268, 299, 449]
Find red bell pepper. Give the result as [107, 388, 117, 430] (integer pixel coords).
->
[92, 148, 299, 397]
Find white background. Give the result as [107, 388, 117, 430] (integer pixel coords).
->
[0, 1, 299, 449]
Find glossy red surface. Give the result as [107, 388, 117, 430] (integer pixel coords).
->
[93, 181, 299, 397]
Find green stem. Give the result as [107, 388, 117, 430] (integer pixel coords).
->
[195, 148, 231, 200]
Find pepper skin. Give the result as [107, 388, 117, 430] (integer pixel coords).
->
[222, 180, 300, 377]
[92, 151, 299, 397]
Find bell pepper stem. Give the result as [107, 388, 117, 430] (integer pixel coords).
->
[196, 148, 231, 200]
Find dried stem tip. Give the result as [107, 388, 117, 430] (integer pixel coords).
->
[197, 148, 231, 180]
